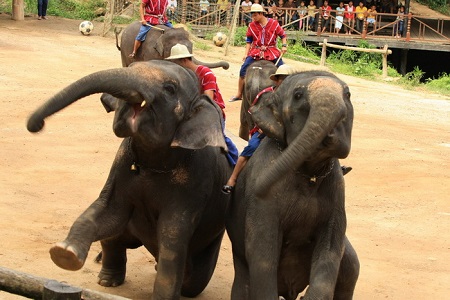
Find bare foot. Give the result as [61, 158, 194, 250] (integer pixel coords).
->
[49, 241, 85, 271]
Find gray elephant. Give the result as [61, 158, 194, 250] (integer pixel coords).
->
[117, 21, 229, 69]
[239, 60, 277, 140]
[27, 60, 232, 299]
[226, 70, 360, 300]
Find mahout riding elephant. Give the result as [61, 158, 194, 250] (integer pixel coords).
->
[239, 60, 277, 140]
[116, 21, 229, 69]
[27, 60, 233, 299]
[226, 70, 360, 300]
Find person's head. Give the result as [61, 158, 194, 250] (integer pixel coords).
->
[300, 1, 305, 6]
[323, 1, 328, 6]
[250, 4, 266, 21]
[254, 0, 260, 3]
[339, 1, 344, 7]
[399, 5, 404, 12]
[309, 0, 314, 5]
[370, 5, 376, 10]
[278, 0, 284, 6]
[359, 2, 364, 7]
[348, 1, 353, 6]
[165, 43, 194, 68]
[269, 64, 293, 87]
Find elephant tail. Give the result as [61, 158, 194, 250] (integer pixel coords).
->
[115, 26, 122, 51]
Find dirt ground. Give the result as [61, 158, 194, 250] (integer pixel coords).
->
[0, 10, 449, 300]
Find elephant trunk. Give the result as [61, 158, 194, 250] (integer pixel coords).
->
[255, 91, 347, 197]
[27, 68, 146, 133]
[192, 57, 229, 70]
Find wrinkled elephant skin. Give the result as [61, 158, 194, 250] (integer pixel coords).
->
[118, 21, 229, 69]
[227, 71, 359, 300]
[27, 60, 232, 300]
[239, 60, 277, 140]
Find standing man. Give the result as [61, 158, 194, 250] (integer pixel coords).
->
[165, 44, 239, 166]
[37, 0, 49, 20]
[129, 0, 173, 58]
[229, 4, 287, 102]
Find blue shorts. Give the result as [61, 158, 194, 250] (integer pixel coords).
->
[135, 22, 173, 41]
[240, 132, 265, 157]
[239, 56, 284, 78]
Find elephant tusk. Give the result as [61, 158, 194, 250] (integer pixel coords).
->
[141, 100, 146, 107]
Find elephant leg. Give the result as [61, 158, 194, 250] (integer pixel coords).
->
[181, 231, 225, 297]
[152, 209, 198, 300]
[333, 237, 360, 300]
[50, 193, 132, 271]
[230, 252, 250, 300]
[97, 229, 142, 287]
[246, 199, 280, 299]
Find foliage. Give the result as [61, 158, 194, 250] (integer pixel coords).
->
[232, 26, 248, 47]
[284, 41, 321, 63]
[2, 0, 106, 20]
[194, 40, 211, 51]
[416, 0, 450, 15]
[425, 73, 450, 95]
[398, 66, 425, 87]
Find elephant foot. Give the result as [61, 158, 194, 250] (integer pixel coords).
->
[97, 268, 126, 287]
[50, 242, 85, 271]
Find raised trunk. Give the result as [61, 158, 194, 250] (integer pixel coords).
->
[255, 95, 346, 197]
[27, 68, 146, 133]
[192, 57, 229, 70]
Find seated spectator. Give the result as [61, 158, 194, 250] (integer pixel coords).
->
[355, 1, 367, 32]
[335, 1, 345, 33]
[307, 0, 317, 31]
[344, 0, 356, 35]
[241, 0, 253, 26]
[167, 0, 177, 21]
[297, 1, 308, 31]
[275, 0, 286, 26]
[320, 0, 332, 33]
[366, 4, 377, 30]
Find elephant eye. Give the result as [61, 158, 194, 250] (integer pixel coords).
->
[294, 90, 303, 100]
[163, 82, 177, 95]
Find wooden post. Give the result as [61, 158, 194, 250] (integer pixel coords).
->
[224, 0, 241, 56]
[317, 8, 322, 36]
[320, 38, 327, 66]
[43, 280, 82, 300]
[102, 0, 115, 37]
[382, 44, 388, 78]
[405, 13, 412, 41]
[181, 0, 187, 24]
[12, 0, 24, 21]
[0, 266, 131, 300]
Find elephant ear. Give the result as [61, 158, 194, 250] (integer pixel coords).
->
[250, 92, 285, 141]
[171, 95, 227, 150]
[155, 34, 164, 57]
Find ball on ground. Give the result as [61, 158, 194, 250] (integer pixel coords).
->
[213, 32, 227, 47]
[79, 21, 94, 35]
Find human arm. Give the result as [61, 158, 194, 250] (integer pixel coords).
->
[140, 2, 146, 24]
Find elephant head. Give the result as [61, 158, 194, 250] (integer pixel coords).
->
[119, 21, 229, 70]
[239, 60, 277, 140]
[27, 60, 227, 152]
[250, 70, 353, 195]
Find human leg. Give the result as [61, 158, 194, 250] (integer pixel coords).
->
[129, 24, 152, 58]
[230, 57, 255, 101]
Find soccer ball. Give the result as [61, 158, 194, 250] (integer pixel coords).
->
[79, 21, 94, 35]
[213, 32, 227, 47]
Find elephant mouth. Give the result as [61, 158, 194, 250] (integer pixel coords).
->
[132, 101, 146, 118]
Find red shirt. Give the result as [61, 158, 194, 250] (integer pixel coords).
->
[195, 65, 226, 119]
[247, 18, 286, 61]
[345, 5, 355, 19]
[321, 5, 332, 17]
[142, 0, 168, 25]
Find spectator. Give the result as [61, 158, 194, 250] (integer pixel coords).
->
[37, 0, 49, 20]
[355, 1, 367, 32]
[366, 4, 377, 30]
[265, 0, 277, 18]
[320, 0, 332, 33]
[335, 1, 345, 33]
[167, 0, 177, 21]
[199, 0, 210, 25]
[307, 0, 317, 31]
[394, 5, 405, 37]
[297, 1, 308, 31]
[241, 0, 253, 26]
[217, 0, 231, 25]
[344, 0, 356, 34]
[284, 0, 298, 29]
[275, 0, 286, 26]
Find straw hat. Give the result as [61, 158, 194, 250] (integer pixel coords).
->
[165, 43, 193, 60]
[250, 4, 265, 13]
[269, 64, 293, 81]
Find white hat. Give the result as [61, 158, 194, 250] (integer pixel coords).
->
[250, 4, 265, 13]
[269, 64, 293, 81]
[165, 43, 193, 60]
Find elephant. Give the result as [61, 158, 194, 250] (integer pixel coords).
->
[226, 70, 360, 300]
[239, 60, 277, 140]
[27, 60, 233, 299]
[116, 21, 229, 69]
